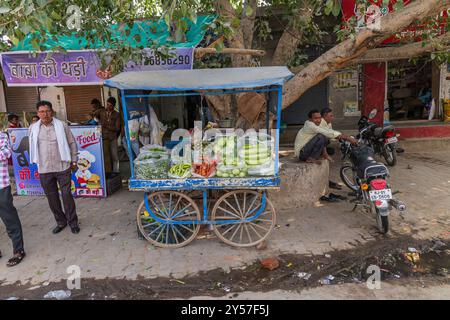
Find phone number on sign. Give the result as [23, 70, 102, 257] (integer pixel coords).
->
[148, 54, 191, 66]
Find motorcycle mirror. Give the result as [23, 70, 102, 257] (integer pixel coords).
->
[368, 109, 377, 120]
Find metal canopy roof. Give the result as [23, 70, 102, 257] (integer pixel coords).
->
[104, 66, 293, 91]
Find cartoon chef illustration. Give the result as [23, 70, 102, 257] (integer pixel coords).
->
[75, 150, 96, 188]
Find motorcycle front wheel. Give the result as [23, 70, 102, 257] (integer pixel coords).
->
[382, 145, 397, 166]
[340, 165, 359, 192]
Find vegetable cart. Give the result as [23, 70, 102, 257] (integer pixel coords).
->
[104, 67, 293, 248]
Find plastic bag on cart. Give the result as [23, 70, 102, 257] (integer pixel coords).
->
[134, 156, 170, 179]
[128, 118, 140, 142]
[138, 115, 151, 146]
[138, 144, 169, 160]
[148, 106, 167, 146]
[247, 160, 277, 176]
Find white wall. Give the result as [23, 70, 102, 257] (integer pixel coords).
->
[39, 86, 67, 121]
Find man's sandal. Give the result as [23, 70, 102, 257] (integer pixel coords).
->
[6, 251, 25, 267]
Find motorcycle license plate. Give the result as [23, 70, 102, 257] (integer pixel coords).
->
[369, 189, 392, 201]
[385, 137, 398, 144]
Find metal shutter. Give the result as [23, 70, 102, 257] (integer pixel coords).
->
[4, 86, 39, 114]
[64, 86, 102, 123]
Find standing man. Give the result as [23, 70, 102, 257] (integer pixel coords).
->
[29, 101, 80, 234]
[96, 97, 121, 173]
[0, 131, 25, 266]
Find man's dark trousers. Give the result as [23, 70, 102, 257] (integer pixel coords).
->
[299, 134, 330, 161]
[0, 186, 24, 254]
[39, 168, 78, 228]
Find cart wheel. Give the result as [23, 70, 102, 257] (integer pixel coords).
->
[211, 190, 276, 247]
[137, 191, 201, 248]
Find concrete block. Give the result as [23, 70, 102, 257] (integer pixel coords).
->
[269, 157, 328, 209]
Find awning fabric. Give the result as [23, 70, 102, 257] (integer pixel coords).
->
[104, 66, 294, 91]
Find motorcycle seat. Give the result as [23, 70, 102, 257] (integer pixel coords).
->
[356, 161, 389, 179]
[374, 125, 395, 138]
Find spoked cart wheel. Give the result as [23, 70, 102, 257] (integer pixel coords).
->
[211, 190, 276, 247]
[137, 191, 201, 248]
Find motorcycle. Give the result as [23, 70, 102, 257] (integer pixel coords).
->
[339, 139, 406, 234]
[357, 109, 398, 166]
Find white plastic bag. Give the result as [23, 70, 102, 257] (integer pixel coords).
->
[148, 106, 167, 146]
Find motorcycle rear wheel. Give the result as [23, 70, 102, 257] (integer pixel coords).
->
[383, 145, 397, 166]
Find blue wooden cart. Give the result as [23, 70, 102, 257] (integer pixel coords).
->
[105, 67, 293, 248]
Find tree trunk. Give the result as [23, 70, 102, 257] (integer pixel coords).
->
[271, 27, 303, 66]
[242, 0, 258, 49]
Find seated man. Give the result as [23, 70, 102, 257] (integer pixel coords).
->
[294, 109, 357, 163]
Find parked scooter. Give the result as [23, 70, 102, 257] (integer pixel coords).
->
[340, 139, 406, 234]
[357, 109, 398, 166]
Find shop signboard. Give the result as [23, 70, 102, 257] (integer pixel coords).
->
[0, 48, 194, 87]
[8, 125, 107, 198]
[0, 50, 103, 87]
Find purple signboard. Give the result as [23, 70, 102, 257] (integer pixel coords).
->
[0, 50, 103, 86]
[1, 48, 194, 86]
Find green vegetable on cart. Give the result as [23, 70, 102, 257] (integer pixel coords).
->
[168, 163, 192, 179]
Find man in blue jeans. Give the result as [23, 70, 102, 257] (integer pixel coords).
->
[0, 131, 25, 267]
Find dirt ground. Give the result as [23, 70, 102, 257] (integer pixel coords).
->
[0, 150, 449, 300]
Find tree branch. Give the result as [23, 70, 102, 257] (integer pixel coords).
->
[281, 0, 449, 109]
[194, 47, 265, 58]
[349, 32, 450, 65]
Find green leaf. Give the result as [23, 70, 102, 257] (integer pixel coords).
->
[231, 17, 240, 28]
[215, 42, 224, 52]
[324, 0, 333, 16]
[164, 14, 171, 27]
[0, 6, 11, 14]
[393, 0, 404, 11]
[25, 4, 34, 16]
[245, 6, 253, 17]
[331, 0, 341, 17]
[51, 11, 61, 20]
[20, 22, 32, 34]
[10, 35, 19, 46]
[36, 0, 48, 8]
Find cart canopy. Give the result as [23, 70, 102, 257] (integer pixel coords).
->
[104, 66, 293, 91]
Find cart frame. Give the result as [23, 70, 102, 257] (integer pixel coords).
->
[105, 67, 293, 247]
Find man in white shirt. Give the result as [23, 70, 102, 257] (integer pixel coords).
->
[294, 109, 357, 163]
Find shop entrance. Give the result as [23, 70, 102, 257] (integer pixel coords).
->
[387, 58, 433, 121]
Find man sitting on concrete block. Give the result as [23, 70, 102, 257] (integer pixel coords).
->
[294, 109, 357, 164]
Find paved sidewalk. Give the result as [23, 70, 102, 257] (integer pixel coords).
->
[0, 151, 449, 286]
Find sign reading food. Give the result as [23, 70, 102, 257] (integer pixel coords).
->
[8, 126, 106, 198]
